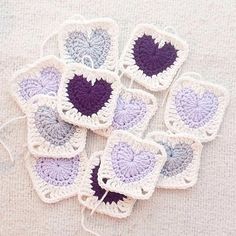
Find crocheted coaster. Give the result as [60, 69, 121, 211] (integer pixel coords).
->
[120, 24, 189, 91]
[97, 130, 167, 199]
[164, 75, 230, 142]
[94, 88, 157, 137]
[11, 56, 64, 113]
[25, 151, 87, 203]
[57, 64, 121, 130]
[78, 151, 136, 218]
[58, 18, 119, 70]
[146, 131, 203, 189]
[26, 95, 87, 158]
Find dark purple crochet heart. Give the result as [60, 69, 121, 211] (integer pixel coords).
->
[132, 34, 178, 77]
[67, 74, 112, 116]
[91, 164, 126, 204]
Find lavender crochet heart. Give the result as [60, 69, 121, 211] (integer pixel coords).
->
[175, 88, 219, 128]
[160, 142, 193, 177]
[112, 97, 147, 129]
[132, 34, 178, 77]
[34, 106, 75, 146]
[67, 74, 112, 116]
[19, 67, 61, 101]
[111, 142, 156, 183]
[35, 156, 79, 186]
[64, 29, 111, 68]
[91, 164, 126, 204]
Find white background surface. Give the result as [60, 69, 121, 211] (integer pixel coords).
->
[0, 0, 236, 235]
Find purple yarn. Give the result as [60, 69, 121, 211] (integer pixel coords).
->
[34, 106, 75, 146]
[35, 156, 80, 186]
[132, 34, 178, 77]
[67, 74, 112, 116]
[111, 142, 156, 183]
[112, 97, 147, 130]
[19, 67, 61, 101]
[91, 164, 126, 204]
[160, 142, 193, 177]
[175, 88, 219, 128]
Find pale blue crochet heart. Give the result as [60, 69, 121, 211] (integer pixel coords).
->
[64, 29, 111, 68]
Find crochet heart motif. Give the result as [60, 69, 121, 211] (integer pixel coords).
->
[91, 164, 126, 204]
[67, 74, 112, 116]
[35, 156, 79, 186]
[19, 67, 61, 101]
[64, 29, 111, 68]
[112, 97, 147, 129]
[34, 106, 75, 146]
[132, 34, 178, 77]
[160, 142, 193, 177]
[111, 142, 156, 183]
[175, 88, 219, 128]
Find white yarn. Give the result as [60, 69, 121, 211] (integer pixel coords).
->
[0, 115, 26, 162]
[119, 23, 189, 92]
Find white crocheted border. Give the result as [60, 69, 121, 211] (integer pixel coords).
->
[78, 151, 136, 218]
[120, 24, 189, 91]
[146, 131, 203, 189]
[25, 151, 87, 203]
[58, 18, 119, 71]
[11, 55, 65, 113]
[26, 95, 87, 158]
[57, 64, 122, 130]
[94, 88, 157, 137]
[164, 75, 230, 142]
[98, 130, 167, 200]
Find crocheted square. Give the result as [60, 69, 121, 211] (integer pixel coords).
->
[26, 95, 87, 158]
[94, 88, 157, 137]
[78, 151, 136, 218]
[57, 64, 122, 130]
[25, 151, 87, 203]
[11, 56, 65, 113]
[120, 24, 189, 91]
[97, 130, 167, 199]
[164, 75, 230, 142]
[146, 131, 203, 189]
[58, 18, 119, 70]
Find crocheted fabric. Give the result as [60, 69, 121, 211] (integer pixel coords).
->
[164, 75, 230, 142]
[94, 88, 157, 137]
[146, 131, 203, 189]
[58, 18, 119, 70]
[26, 95, 87, 158]
[11, 56, 64, 113]
[78, 151, 136, 218]
[98, 130, 167, 199]
[57, 64, 121, 130]
[25, 151, 87, 203]
[120, 24, 189, 91]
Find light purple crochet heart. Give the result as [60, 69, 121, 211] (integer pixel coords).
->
[111, 142, 156, 183]
[112, 97, 147, 130]
[175, 88, 219, 128]
[18, 67, 61, 101]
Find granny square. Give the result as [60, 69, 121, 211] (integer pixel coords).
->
[26, 95, 87, 158]
[164, 75, 230, 142]
[120, 24, 189, 91]
[146, 131, 203, 189]
[78, 151, 136, 218]
[58, 18, 119, 70]
[25, 151, 87, 203]
[57, 64, 122, 130]
[98, 130, 167, 200]
[11, 56, 65, 113]
[94, 88, 157, 137]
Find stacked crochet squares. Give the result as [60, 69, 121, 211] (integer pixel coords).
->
[10, 16, 229, 225]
